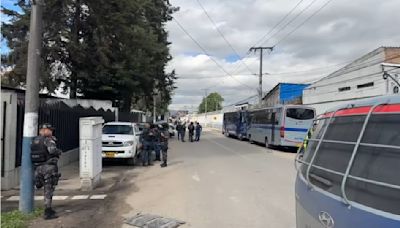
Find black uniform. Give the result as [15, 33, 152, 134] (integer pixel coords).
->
[31, 135, 61, 219]
[160, 128, 169, 167]
[188, 123, 195, 142]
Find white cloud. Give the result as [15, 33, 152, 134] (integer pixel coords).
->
[167, 0, 400, 110]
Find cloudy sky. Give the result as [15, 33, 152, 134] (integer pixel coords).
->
[166, 0, 400, 111]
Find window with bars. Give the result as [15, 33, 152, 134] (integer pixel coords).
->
[300, 111, 400, 215]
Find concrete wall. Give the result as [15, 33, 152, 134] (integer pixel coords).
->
[186, 111, 223, 131]
[264, 86, 280, 107]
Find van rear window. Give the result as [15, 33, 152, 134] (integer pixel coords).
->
[286, 108, 314, 120]
[300, 112, 400, 215]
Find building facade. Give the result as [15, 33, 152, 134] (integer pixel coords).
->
[262, 83, 310, 107]
[303, 47, 400, 115]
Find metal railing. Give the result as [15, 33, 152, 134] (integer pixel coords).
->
[295, 101, 400, 207]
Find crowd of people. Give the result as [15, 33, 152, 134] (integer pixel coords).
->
[176, 121, 202, 142]
[140, 123, 170, 167]
[138, 121, 202, 168]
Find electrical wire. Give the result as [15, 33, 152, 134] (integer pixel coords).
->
[172, 17, 255, 90]
[195, 0, 255, 75]
[260, 0, 321, 47]
[273, 0, 335, 47]
[224, 0, 308, 75]
[251, 0, 306, 47]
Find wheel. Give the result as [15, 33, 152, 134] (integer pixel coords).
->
[238, 134, 244, 141]
[248, 135, 254, 144]
[224, 129, 229, 137]
[265, 138, 270, 148]
[127, 157, 136, 166]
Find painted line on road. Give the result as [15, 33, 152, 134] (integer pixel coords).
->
[34, 196, 44, 200]
[3, 194, 108, 201]
[53, 196, 69, 200]
[90, 194, 107, 200]
[6, 196, 20, 201]
[71, 195, 89, 200]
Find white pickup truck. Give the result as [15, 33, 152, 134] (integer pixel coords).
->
[102, 122, 141, 165]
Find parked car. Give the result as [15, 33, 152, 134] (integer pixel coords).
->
[102, 122, 141, 165]
[295, 95, 400, 228]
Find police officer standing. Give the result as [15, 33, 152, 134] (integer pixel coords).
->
[31, 123, 61, 220]
[195, 122, 202, 141]
[140, 123, 155, 166]
[153, 125, 162, 161]
[188, 122, 195, 142]
[159, 125, 169, 167]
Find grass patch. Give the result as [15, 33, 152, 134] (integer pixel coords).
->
[1, 208, 44, 228]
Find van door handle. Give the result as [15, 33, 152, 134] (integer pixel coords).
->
[309, 173, 333, 187]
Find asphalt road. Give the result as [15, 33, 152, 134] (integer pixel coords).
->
[122, 129, 297, 228]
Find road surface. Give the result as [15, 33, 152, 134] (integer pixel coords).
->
[25, 129, 297, 228]
[122, 129, 297, 228]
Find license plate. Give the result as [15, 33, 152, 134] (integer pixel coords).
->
[105, 152, 115, 158]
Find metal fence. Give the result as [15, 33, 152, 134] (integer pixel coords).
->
[15, 100, 141, 168]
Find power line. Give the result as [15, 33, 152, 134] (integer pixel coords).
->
[260, 0, 320, 46]
[177, 53, 400, 80]
[172, 17, 255, 90]
[252, 0, 306, 47]
[273, 0, 335, 47]
[195, 0, 255, 75]
[225, 0, 308, 75]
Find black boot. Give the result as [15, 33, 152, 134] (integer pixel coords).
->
[44, 208, 58, 220]
[160, 162, 167, 168]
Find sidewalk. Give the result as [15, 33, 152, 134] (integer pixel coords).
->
[1, 161, 127, 212]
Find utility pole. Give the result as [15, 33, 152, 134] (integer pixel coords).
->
[202, 88, 209, 113]
[153, 94, 157, 123]
[249, 46, 273, 104]
[20, 0, 44, 213]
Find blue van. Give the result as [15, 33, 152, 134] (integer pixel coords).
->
[295, 95, 400, 228]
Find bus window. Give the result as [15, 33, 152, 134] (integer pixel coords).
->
[286, 108, 314, 120]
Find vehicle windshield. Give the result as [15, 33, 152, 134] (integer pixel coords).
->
[286, 108, 315, 120]
[103, 125, 133, 135]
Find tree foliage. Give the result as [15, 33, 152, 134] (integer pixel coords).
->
[198, 92, 224, 113]
[1, 0, 178, 112]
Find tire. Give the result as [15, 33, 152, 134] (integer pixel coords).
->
[225, 131, 230, 137]
[265, 138, 270, 148]
[248, 135, 254, 144]
[238, 134, 244, 141]
[127, 157, 136, 166]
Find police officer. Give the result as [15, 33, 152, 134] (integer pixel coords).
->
[140, 123, 155, 166]
[154, 125, 162, 161]
[158, 124, 169, 167]
[31, 123, 61, 220]
[195, 122, 202, 141]
[188, 122, 195, 142]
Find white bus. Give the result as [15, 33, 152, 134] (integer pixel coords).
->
[247, 105, 315, 148]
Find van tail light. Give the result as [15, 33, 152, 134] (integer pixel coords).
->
[280, 127, 285, 138]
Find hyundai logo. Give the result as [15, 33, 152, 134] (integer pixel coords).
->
[108, 142, 113, 145]
[318, 211, 334, 228]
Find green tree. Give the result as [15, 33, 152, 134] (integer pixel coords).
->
[198, 92, 224, 113]
[1, 0, 178, 112]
